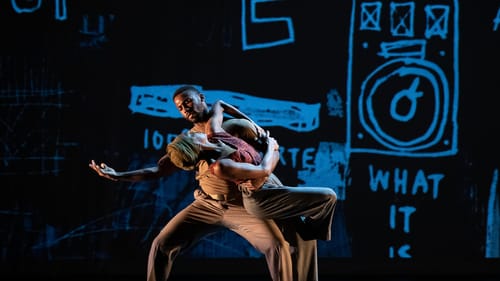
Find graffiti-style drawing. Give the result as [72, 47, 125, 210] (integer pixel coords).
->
[390, 2, 415, 37]
[347, 0, 459, 158]
[359, 58, 451, 155]
[297, 142, 348, 200]
[348, 0, 460, 259]
[0, 57, 76, 176]
[11, 0, 42, 14]
[129, 85, 320, 132]
[241, 0, 295, 50]
[368, 165, 444, 200]
[493, 7, 500, 31]
[3, 0, 498, 270]
[28, 169, 256, 258]
[11, 0, 67, 21]
[424, 4, 451, 39]
[326, 89, 344, 118]
[359, 2, 382, 31]
[486, 168, 499, 258]
[79, 14, 115, 48]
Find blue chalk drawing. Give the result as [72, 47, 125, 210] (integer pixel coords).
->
[129, 85, 320, 132]
[347, 0, 459, 158]
[359, 58, 450, 153]
[241, 0, 295, 50]
[0, 57, 76, 176]
[11, 0, 67, 21]
[389, 204, 416, 234]
[493, 7, 500, 31]
[297, 142, 347, 201]
[30, 169, 257, 258]
[351, 0, 462, 259]
[378, 39, 426, 59]
[424, 5, 450, 39]
[79, 14, 115, 48]
[368, 165, 444, 200]
[389, 244, 411, 258]
[326, 89, 344, 118]
[486, 168, 499, 258]
[11, 0, 42, 13]
[390, 2, 415, 37]
[360, 2, 382, 31]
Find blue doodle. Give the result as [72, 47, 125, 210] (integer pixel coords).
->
[129, 85, 320, 132]
[424, 4, 451, 39]
[326, 89, 344, 118]
[297, 142, 347, 200]
[486, 168, 499, 258]
[347, 0, 459, 158]
[390, 2, 415, 37]
[368, 165, 444, 200]
[493, 7, 500, 31]
[79, 14, 115, 48]
[0, 57, 76, 176]
[11, 0, 67, 21]
[241, 0, 295, 50]
[378, 39, 427, 59]
[360, 2, 382, 31]
[358, 58, 453, 155]
[389, 204, 416, 233]
[389, 244, 411, 258]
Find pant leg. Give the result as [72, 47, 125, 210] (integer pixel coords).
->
[277, 218, 318, 281]
[243, 184, 337, 241]
[246, 175, 322, 279]
[295, 235, 318, 281]
[147, 190, 225, 281]
[221, 201, 293, 281]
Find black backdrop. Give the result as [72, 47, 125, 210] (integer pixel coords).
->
[1, 0, 500, 279]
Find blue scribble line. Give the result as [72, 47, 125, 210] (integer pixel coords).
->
[11, 0, 67, 21]
[486, 168, 499, 258]
[297, 142, 348, 200]
[347, 0, 459, 158]
[129, 85, 320, 132]
[0, 56, 77, 175]
[241, 0, 295, 50]
[390, 2, 415, 37]
[31, 202, 162, 250]
[360, 2, 382, 31]
[494, 8, 500, 31]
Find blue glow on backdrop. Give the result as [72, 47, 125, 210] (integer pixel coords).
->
[0, 0, 499, 277]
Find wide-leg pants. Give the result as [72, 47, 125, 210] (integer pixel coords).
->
[242, 181, 337, 241]
[276, 218, 319, 281]
[147, 188, 292, 281]
[242, 175, 337, 281]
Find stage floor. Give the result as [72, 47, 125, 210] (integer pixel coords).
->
[6, 274, 497, 281]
